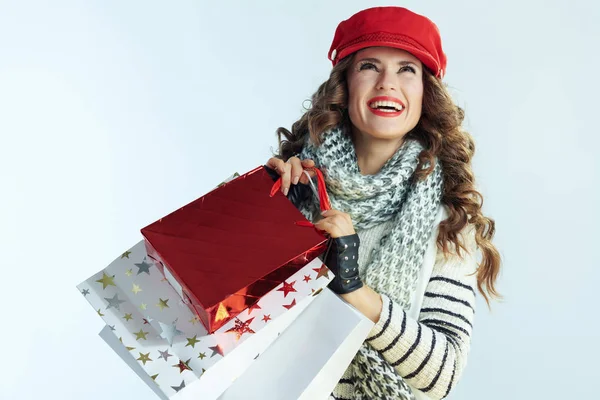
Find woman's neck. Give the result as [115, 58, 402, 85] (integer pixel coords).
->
[351, 127, 405, 176]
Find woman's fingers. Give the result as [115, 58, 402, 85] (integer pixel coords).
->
[266, 157, 289, 195]
[301, 158, 314, 167]
[288, 157, 303, 185]
[266, 156, 316, 194]
[298, 159, 316, 184]
[314, 210, 356, 238]
[280, 162, 292, 195]
[266, 157, 285, 172]
[313, 218, 340, 239]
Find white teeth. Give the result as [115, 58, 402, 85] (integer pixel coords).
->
[369, 100, 404, 111]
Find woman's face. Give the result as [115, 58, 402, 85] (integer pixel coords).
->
[346, 46, 424, 142]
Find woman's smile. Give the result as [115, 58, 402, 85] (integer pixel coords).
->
[367, 95, 405, 117]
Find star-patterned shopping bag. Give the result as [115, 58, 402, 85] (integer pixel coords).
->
[77, 239, 333, 399]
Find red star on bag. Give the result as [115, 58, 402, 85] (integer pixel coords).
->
[225, 317, 256, 340]
[277, 280, 297, 297]
[173, 358, 193, 373]
[313, 264, 330, 280]
[247, 302, 262, 314]
[283, 299, 297, 310]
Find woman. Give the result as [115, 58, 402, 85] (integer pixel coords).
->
[266, 6, 501, 400]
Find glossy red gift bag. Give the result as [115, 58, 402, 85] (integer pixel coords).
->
[141, 165, 331, 334]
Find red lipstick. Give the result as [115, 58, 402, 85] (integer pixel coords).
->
[367, 96, 405, 117]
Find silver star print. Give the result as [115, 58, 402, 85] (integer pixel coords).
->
[135, 258, 153, 275]
[171, 380, 186, 392]
[104, 293, 126, 311]
[81, 289, 90, 296]
[158, 349, 173, 361]
[158, 319, 183, 346]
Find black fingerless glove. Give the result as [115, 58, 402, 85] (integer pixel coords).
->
[264, 165, 313, 209]
[324, 234, 363, 294]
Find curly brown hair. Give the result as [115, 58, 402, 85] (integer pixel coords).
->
[274, 54, 502, 306]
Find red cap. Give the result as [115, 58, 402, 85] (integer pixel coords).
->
[328, 7, 447, 79]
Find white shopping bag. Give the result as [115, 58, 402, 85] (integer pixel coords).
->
[79, 240, 332, 399]
[99, 287, 320, 400]
[217, 288, 374, 400]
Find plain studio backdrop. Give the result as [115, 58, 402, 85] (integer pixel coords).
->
[1, 0, 598, 399]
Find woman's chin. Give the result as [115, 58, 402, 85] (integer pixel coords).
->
[361, 126, 409, 141]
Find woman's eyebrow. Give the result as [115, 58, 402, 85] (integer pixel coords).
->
[356, 57, 418, 66]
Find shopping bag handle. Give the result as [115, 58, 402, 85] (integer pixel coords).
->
[269, 166, 331, 212]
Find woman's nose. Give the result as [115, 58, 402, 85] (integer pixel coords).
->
[376, 70, 397, 91]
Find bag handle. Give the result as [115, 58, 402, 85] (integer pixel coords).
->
[269, 167, 332, 212]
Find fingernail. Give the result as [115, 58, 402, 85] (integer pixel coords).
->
[321, 210, 327, 215]
[284, 187, 289, 196]
[293, 176, 299, 185]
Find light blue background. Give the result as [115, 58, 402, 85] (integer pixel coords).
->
[1, 1, 598, 399]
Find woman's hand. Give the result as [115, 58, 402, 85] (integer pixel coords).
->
[266, 156, 316, 196]
[314, 209, 356, 239]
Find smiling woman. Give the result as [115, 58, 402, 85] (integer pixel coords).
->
[347, 47, 425, 175]
[265, 6, 501, 400]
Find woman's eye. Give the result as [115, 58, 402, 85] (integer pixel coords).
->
[359, 62, 377, 71]
[400, 65, 416, 73]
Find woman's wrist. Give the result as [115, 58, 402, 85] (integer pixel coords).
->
[341, 285, 383, 324]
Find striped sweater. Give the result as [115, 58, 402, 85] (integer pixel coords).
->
[330, 208, 478, 400]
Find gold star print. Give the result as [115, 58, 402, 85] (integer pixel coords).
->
[151, 374, 159, 382]
[125, 269, 133, 276]
[137, 352, 152, 365]
[198, 352, 206, 360]
[189, 316, 200, 325]
[132, 284, 142, 295]
[135, 329, 149, 341]
[95, 272, 116, 289]
[119, 337, 135, 351]
[186, 335, 201, 348]
[140, 303, 147, 311]
[123, 313, 133, 322]
[97, 309, 105, 317]
[121, 250, 132, 259]
[156, 298, 169, 311]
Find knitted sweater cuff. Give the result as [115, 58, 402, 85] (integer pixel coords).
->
[366, 293, 402, 346]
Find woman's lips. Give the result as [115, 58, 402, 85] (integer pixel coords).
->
[368, 107, 404, 117]
[367, 96, 405, 117]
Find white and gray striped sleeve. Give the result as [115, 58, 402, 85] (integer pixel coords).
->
[366, 230, 478, 400]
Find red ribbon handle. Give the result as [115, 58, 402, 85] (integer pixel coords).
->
[269, 167, 331, 212]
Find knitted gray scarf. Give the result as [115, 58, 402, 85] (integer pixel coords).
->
[298, 125, 444, 310]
